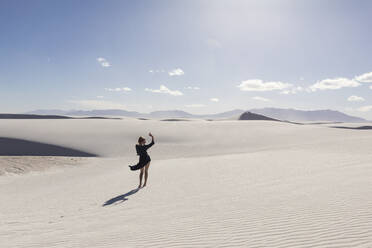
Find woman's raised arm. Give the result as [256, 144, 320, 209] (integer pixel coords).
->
[145, 133, 155, 149]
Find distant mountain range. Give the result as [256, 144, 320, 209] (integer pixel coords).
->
[25, 109, 245, 120]
[25, 107, 368, 122]
[249, 108, 366, 123]
[0, 114, 119, 120]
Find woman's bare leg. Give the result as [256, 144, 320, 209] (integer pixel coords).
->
[139, 168, 144, 188]
[143, 162, 150, 187]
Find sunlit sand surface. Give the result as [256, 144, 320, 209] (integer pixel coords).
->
[0, 119, 371, 247]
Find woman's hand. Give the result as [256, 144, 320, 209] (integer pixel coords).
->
[149, 133, 155, 144]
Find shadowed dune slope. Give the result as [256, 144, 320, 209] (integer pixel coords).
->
[331, 125, 372, 130]
[0, 137, 97, 157]
[239, 111, 279, 121]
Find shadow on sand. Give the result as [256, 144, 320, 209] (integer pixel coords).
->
[331, 126, 372, 130]
[0, 137, 97, 157]
[103, 188, 140, 206]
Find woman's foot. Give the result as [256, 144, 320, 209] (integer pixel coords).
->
[138, 184, 142, 188]
[143, 183, 146, 187]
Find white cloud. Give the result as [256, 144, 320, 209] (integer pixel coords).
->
[105, 87, 132, 92]
[280, 90, 291, 95]
[185, 86, 200, 90]
[237, 79, 292, 92]
[370, 85, 372, 90]
[357, 106, 372, 112]
[252, 96, 270, 102]
[280, 86, 304, 95]
[168, 68, 184, 76]
[145, 85, 183, 96]
[149, 69, 165, 73]
[347, 95, 365, 102]
[309, 78, 360, 91]
[96, 96, 104, 99]
[185, 104, 205, 108]
[210, 98, 219, 102]
[355, 72, 372, 83]
[96, 57, 111, 67]
[69, 100, 126, 110]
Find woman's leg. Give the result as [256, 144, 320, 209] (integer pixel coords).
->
[139, 168, 144, 188]
[143, 162, 150, 187]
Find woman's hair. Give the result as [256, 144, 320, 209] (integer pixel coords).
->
[138, 136, 145, 144]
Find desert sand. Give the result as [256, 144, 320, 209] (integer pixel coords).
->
[0, 119, 371, 247]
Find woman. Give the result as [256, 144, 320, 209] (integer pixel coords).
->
[129, 132, 155, 188]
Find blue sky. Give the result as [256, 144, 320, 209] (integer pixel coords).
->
[1, 0, 372, 118]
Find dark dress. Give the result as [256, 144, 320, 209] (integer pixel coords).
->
[129, 140, 155, 171]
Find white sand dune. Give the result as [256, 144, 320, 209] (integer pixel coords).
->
[0, 119, 371, 247]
